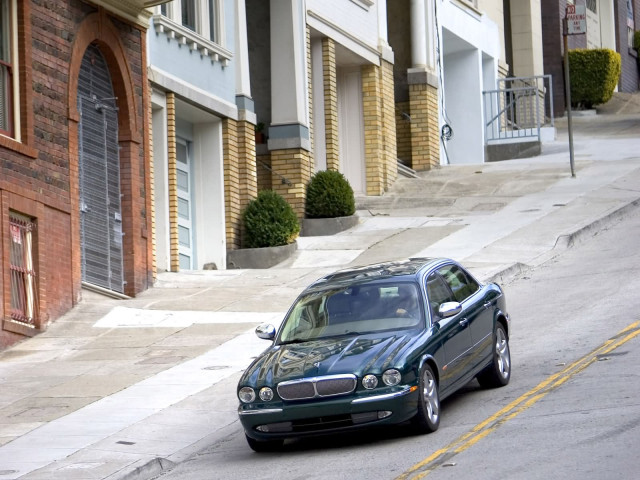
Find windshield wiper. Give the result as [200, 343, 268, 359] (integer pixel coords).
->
[278, 338, 308, 345]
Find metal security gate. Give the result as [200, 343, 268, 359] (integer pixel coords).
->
[77, 44, 124, 293]
[9, 213, 39, 325]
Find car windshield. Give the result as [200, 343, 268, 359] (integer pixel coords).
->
[278, 282, 424, 344]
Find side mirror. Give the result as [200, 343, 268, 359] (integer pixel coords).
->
[255, 323, 276, 340]
[439, 302, 462, 319]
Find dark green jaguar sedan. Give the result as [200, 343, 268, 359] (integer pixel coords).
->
[237, 258, 511, 451]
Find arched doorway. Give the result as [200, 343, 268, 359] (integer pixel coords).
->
[77, 44, 124, 293]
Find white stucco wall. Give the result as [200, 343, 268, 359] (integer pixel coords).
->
[306, 0, 382, 65]
[438, 0, 500, 164]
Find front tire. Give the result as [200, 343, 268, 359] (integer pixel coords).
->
[477, 323, 511, 388]
[411, 364, 440, 433]
[245, 434, 284, 452]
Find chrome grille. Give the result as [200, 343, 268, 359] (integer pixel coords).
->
[277, 374, 357, 401]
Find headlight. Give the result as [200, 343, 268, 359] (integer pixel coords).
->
[238, 387, 256, 403]
[382, 369, 401, 386]
[362, 374, 378, 389]
[259, 387, 274, 401]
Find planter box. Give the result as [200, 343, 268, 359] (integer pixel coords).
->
[227, 242, 297, 269]
[301, 215, 359, 237]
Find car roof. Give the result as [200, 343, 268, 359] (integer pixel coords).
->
[306, 257, 448, 291]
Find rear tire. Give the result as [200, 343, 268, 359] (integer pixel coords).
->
[411, 364, 440, 433]
[245, 434, 284, 452]
[477, 323, 511, 388]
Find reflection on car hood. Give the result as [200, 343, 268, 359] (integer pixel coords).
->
[243, 333, 416, 387]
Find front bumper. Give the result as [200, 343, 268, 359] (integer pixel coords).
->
[239, 385, 419, 440]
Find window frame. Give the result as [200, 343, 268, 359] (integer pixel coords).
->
[0, 0, 15, 137]
[158, 0, 221, 45]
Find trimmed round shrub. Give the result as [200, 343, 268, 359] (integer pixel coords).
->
[243, 190, 300, 248]
[305, 170, 355, 219]
[569, 48, 621, 109]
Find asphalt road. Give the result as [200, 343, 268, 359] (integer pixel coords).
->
[151, 207, 640, 480]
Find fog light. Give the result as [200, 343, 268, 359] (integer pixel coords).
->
[378, 410, 392, 419]
[256, 422, 292, 433]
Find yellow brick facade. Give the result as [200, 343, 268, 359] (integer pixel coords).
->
[256, 153, 272, 191]
[223, 118, 242, 249]
[381, 59, 398, 188]
[409, 82, 440, 170]
[165, 93, 180, 272]
[361, 60, 397, 195]
[271, 148, 312, 218]
[237, 119, 258, 211]
[395, 100, 412, 165]
[322, 37, 340, 172]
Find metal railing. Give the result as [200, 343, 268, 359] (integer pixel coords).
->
[483, 75, 554, 143]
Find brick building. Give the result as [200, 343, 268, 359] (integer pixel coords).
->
[0, 1, 152, 348]
[542, 0, 640, 117]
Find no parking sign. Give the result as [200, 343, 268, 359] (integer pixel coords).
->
[566, 4, 587, 35]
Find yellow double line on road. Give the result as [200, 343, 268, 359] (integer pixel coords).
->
[397, 321, 640, 480]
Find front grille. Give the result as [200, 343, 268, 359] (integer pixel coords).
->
[277, 374, 357, 401]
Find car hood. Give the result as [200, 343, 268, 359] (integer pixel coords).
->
[242, 332, 417, 387]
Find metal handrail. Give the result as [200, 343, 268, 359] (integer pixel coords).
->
[483, 74, 554, 143]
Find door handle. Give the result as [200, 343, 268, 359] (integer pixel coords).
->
[459, 318, 469, 327]
[484, 301, 492, 309]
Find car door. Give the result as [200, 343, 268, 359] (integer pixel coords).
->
[437, 264, 493, 371]
[425, 272, 472, 392]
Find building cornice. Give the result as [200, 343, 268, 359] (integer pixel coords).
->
[307, 9, 380, 65]
[152, 15, 233, 67]
[90, 0, 153, 28]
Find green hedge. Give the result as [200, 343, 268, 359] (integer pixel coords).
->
[242, 190, 300, 248]
[634, 31, 640, 52]
[568, 48, 621, 109]
[305, 170, 355, 219]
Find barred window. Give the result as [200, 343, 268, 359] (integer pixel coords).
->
[9, 212, 39, 327]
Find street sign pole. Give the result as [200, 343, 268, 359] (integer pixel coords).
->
[563, 18, 576, 178]
[562, 3, 585, 178]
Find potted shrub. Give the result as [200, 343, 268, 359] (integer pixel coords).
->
[302, 170, 358, 236]
[227, 190, 300, 268]
[255, 122, 266, 144]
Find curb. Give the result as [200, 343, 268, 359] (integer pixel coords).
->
[110, 458, 176, 480]
[558, 196, 640, 250]
[483, 196, 640, 287]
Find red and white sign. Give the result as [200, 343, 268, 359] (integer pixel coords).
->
[566, 4, 587, 35]
[10, 224, 21, 244]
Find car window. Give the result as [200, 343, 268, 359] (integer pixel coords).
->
[436, 264, 479, 303]
[278, 283, 423, 343]
[426, 273, 454, 318]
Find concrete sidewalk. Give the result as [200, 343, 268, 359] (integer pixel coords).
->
[0, 103, 639, 479]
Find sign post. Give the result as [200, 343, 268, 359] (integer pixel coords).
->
[563, 4, 586, 178]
